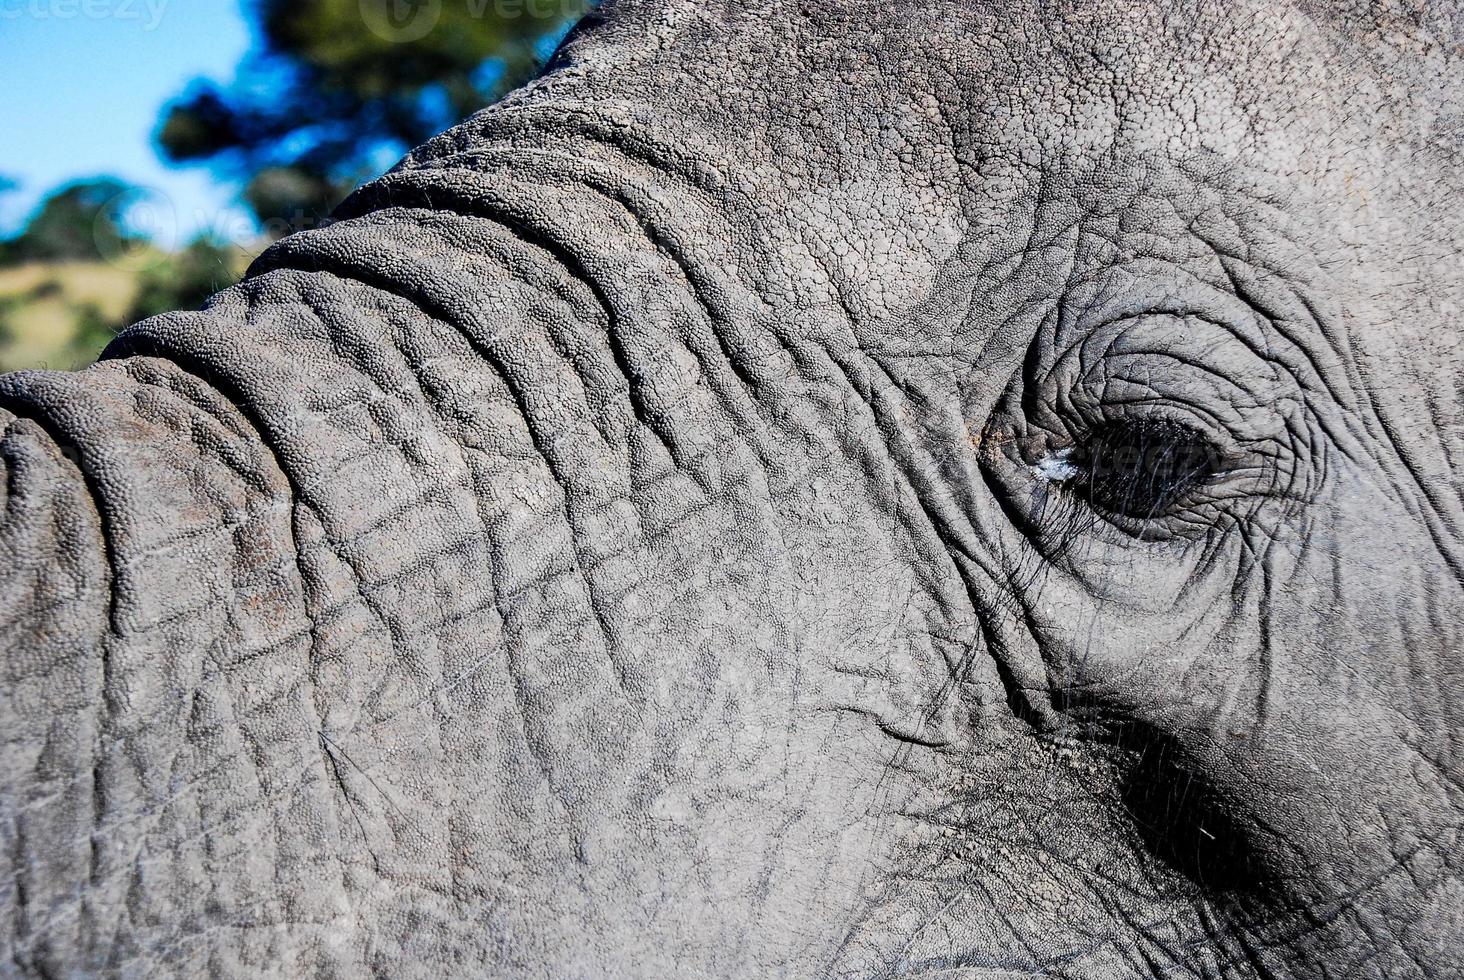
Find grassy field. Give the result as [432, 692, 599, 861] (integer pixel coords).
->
[0, 261, 145, 372]
[0, 250, 255, 373]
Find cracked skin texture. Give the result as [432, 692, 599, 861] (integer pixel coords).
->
[1, 0, 1462, 976]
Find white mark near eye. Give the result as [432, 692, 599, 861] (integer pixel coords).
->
[1033, 448, 1081, 483]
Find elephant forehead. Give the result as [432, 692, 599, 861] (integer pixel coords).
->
[570, 1, 1323, 162]
[560, 0, 1461, 204]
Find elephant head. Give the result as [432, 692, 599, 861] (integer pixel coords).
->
[2, 1, 1461, 975]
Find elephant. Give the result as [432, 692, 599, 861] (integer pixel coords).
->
[2, 0, 1462, 975]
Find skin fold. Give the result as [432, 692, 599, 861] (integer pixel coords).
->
[1, 0, 1461, 975]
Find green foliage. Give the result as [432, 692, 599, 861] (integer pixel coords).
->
[158, 0, 592, 234]
[0, 178, 146, 266]
[0, 173, 17, 265]
[0, 176, 17, 265]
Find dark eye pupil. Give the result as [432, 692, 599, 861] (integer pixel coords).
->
[1077, 419, 1219, 519]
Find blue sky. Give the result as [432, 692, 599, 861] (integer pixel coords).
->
[0, 1, 256, 242]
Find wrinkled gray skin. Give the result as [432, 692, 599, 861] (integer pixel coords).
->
[3, 1, 1463, 976]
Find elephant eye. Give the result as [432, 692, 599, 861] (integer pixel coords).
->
[1071, 417, 1222, 520]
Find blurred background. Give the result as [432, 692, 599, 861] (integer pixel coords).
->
[0, 0, 590, 371]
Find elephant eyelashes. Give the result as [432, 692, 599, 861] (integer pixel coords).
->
[1069, 417, 1223, 521]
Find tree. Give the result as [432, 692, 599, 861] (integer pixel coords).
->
[0, 178, 145, 266]
[0, 175, 18, 266]
[157, 0, 592, 236]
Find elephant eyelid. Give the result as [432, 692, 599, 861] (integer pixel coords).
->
[1034, 417, 1227, 522]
